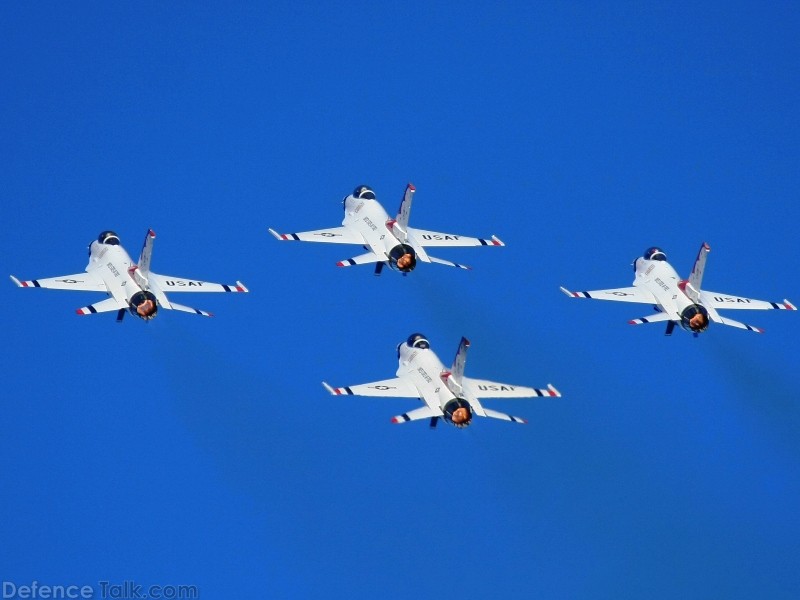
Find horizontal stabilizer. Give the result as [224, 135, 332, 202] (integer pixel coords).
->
[708, 311, 763, 333]
[76, 297, 125, 315]
[391, 405, 441, 424]
[426, 255, 471, 270]
[480, 408, 527, 424]
[628, 313, 673, 326]
[148, 281, 172, 309]
[164, 302, 214, 317]
[336, 252, 383, 268]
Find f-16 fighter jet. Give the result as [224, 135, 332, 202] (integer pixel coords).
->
[269, 184, 504, 275]
[560, 243, 796, 335]
[11, 230, 248, 321]
[323, 333, 560, 428]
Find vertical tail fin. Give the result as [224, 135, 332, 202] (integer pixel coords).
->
[450, 337, 470, 385]
[392, 183, 415, 241]
[138, 229, 156, 275]
[441, 337, 470, 397]
[686, 242, 710, 300]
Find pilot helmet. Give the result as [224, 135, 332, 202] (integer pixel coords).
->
[98, 231, 121, 245]
[353, 185, 376, 200]
[406, 333, 430, 350]
[644, 246, 667, 261]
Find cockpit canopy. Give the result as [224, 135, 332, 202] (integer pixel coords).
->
[406, 333, 430, 350]
[98, 230, 121, 245]
[388, 243, 417, 273]
[644, 246, 667, 261]
[353, 185, 376, 200]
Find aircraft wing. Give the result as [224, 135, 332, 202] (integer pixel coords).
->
[322, 378, 419, 398]
[149, 273, 248, 293]
[269, 227, 364, 244]
[408, 228, 504, 248]
[560, 286, 657, 304]
[463, 378, 560, 399]
[10, 273, 106, 292]
[699, 290, 797, 311]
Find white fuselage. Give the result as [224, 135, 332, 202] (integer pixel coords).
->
[342, 195, 402, 259]
[86, 241, 142, 305]
[633, 256, 695, 319]
[396, 343, 458, 412]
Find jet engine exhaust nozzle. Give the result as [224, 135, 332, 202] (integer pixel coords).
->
[680, 304, 709, 333]
[443, 398, 473, 428]
[388, 244, 417, 273]
[129, 291, 158, 320]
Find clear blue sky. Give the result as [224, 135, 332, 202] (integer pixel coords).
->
[2, 2, 799, 598]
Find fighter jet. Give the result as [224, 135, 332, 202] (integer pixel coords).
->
[323, 333, 560, 428]
[11, 230, 248, 321]
[560, 243, 796, 335]
[269, 184, 504, 275]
